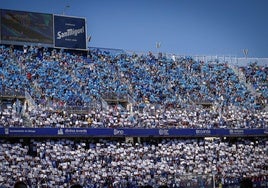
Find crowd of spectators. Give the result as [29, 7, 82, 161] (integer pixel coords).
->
[0, 45, 267, 129]
[0, 137, 267, 187]
[0, 102, 24, 127]
[0, 99, 267, 129]
[240, 62, 268, 99]
[0, 45, 267, 188]
[21, 103, 266, 129]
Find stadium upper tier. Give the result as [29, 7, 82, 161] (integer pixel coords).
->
[0, 45, 267, 128]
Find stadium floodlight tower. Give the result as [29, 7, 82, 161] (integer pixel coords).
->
[243, 48, 248, 59]
[62, 5, 70, 15]
[156, 41, 161, 53]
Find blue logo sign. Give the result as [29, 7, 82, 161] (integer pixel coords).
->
[54, 15, 86, 49]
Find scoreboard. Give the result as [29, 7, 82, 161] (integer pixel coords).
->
[0, 9, 87, 50]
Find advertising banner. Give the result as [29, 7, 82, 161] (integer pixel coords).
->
[54, 15, 86, 49]
[1, 9, 53, 44]
[0, 128, 266, 137]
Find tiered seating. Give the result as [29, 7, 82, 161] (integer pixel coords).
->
[0, 138, 267, 187]
[17, 103, 265, 129]
[0, 45, 267, 129]
[0, 103, 24, 127]
[241, 62, 268, 100]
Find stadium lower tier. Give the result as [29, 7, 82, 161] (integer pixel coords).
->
[0, 137, 267, 188]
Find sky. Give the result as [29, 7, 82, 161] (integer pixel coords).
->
[0, 0, 268, 57]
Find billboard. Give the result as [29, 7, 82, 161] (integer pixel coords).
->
[1, 9, 53, 45]
[0, 128, 266, 137]
[54, 15, 87, 50]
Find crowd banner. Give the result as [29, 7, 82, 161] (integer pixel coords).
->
[54, 15, 87, 50]
[0, 128, 266, 137]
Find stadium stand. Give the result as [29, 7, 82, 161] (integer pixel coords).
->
[0, 45, 267, 129]
[0, 43, 267, 188]
[1, 7, 267, 188]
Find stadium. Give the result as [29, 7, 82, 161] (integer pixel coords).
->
[0, 7, 267, 188]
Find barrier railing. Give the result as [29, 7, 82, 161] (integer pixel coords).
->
[125, 50, 268, 66]
[0, 88, 25, 98]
